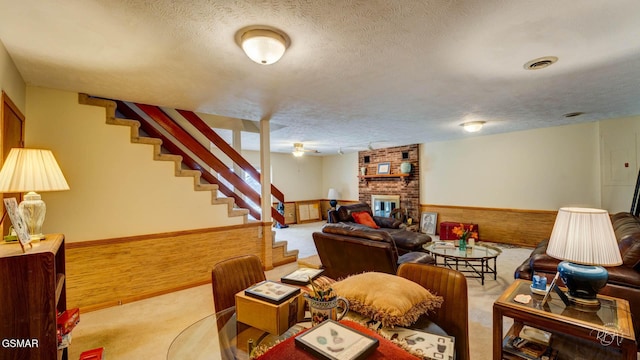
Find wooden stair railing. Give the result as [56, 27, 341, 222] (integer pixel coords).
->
[115, 101, 261, 220]
[134, 103, 261, 205]
[117, 102, 285, 226]
[176, 109, 286, 224]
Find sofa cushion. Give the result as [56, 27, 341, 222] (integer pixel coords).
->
[398, 251, 435, 265]
[322, 223, 394, 243]
[385, 228, 431, 252]
[336, 203, 374, 222]
[332, 272, 443, 327]
[374, 216, 403, 229]
[352, 211, 380, 229]
[619, 235, 640, 267]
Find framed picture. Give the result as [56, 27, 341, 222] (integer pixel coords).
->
[380, 327, 455, 360]
[295, 319, 379, 360]
[420, 212, 438, 235]
[377, 162, 390, 175]
[244, 280, 301, 305]
[3, 198, 31, 248]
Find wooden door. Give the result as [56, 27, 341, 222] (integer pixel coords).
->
[0, 91, 25, 237]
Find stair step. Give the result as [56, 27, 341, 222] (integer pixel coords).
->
[78, 93, 296, 261]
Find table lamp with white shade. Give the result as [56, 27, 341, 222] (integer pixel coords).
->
[0, 148, 70, 241]
[327, 188, 340, 210]
[546, 207, 622, 306]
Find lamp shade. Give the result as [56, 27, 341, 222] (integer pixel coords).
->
[327, 188, 339, 200]
[0, 148, 70, 192]
[546, 207, 622, 266]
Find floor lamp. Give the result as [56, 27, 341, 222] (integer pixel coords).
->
[0, 148, 70, 241]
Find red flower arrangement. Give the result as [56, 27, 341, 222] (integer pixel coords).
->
[452, 224, 478, 242]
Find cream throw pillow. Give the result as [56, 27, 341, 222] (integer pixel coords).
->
[332, 272, 443, 327]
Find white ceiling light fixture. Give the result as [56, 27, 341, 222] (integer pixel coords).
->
[461, 121, 485, 133]
[292, 143, 305, 157]
[236, 26, 290, 65]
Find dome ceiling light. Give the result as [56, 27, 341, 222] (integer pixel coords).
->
[461, 121, 485, 133]
[235, 26, 290, 65]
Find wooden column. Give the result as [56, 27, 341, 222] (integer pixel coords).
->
[259, 118, 273, 269]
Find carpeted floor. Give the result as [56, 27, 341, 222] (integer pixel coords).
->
[68, 222, 532, 360]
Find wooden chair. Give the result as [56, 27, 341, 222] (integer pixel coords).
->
[211, 254, 266, 313]
[397, 263, 470, 360]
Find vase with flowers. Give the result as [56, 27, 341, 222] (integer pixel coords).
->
[452, 223, 477, 251]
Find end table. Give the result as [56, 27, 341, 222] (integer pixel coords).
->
[493, 279, 636, 360]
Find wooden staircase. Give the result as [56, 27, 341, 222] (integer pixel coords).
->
[78, 93, 298, 264]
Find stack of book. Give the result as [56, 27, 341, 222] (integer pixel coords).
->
[502, 326, 557, 360]
[433, 241, 456, 249]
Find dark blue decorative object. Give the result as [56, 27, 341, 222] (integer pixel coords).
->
[557, 261, 608, 300]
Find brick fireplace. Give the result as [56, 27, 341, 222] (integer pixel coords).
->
[358, 144, 420, 222]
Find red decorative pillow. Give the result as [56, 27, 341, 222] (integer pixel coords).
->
[352, 211, 380, 229]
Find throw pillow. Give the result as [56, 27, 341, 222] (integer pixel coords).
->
[352, 211, 380, 229]
[332, 272, 443, 327]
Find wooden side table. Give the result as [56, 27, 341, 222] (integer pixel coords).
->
[493, 279, 636, 360]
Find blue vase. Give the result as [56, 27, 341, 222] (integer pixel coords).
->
[400, 162, 411, 174]
[557, 261, 608, 300]
[459, 238, 467, 251]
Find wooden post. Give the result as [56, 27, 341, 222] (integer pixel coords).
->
[259, 118, 273, 269]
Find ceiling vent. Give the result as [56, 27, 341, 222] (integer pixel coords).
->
[563, 112, 584, 118]
[524, 56, 558, 70]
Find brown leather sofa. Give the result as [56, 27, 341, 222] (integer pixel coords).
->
[514, 212, 640, 347]
[328, 203, 431, 254]
[312, 223, 435, 280]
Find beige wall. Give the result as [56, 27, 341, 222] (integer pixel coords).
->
[321, 152, 359, 201]
[420, 122, 601, 211]
[0, 39, 25, 112]
[242, 150, 324, 202]
[25, 86, 244, 242]
[600, 115, 640, 213]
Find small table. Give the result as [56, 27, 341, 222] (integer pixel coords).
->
[423, 242, 501, 285]
[493, 279, 636, 360]
[168, 307, 451, 359]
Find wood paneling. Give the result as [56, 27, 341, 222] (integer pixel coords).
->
[421, 204, 557, 247]
[65, 223, 296, 312]
[296, 201, 321, 223]
[1, 91, 25, 237]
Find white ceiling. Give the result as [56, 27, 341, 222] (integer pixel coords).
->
[1, 0, 639, 155]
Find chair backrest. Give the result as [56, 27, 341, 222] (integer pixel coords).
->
[211, 254, 266, 313]
[313, 227, 398, 279]
[397, 263, 470, 360]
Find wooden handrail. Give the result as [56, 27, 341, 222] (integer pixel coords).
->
[134, 103, 261, 205]
[176, 110, 285, 203]
[116, 101, 261, 220]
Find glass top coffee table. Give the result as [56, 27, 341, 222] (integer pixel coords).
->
[423, 242, 502, 285]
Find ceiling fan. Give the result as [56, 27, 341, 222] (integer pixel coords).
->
[292, 143, 319, 157]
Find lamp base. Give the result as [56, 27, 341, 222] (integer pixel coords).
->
[557, 261, 608, 307]
[18, 191, 47, 242]
[565, 293, 601, 309]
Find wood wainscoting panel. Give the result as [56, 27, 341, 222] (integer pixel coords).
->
[66, 223, 272, 312]
[420, 205, 557, 247]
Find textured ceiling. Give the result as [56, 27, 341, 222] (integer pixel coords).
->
[1, 0, 639, 155]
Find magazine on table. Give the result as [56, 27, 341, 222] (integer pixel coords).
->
[244, 280, 300, 304]
[280, 267, 325, 285]
[379, 327, 455, 360]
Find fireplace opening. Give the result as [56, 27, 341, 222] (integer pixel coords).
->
[371, 195, 400, 218]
